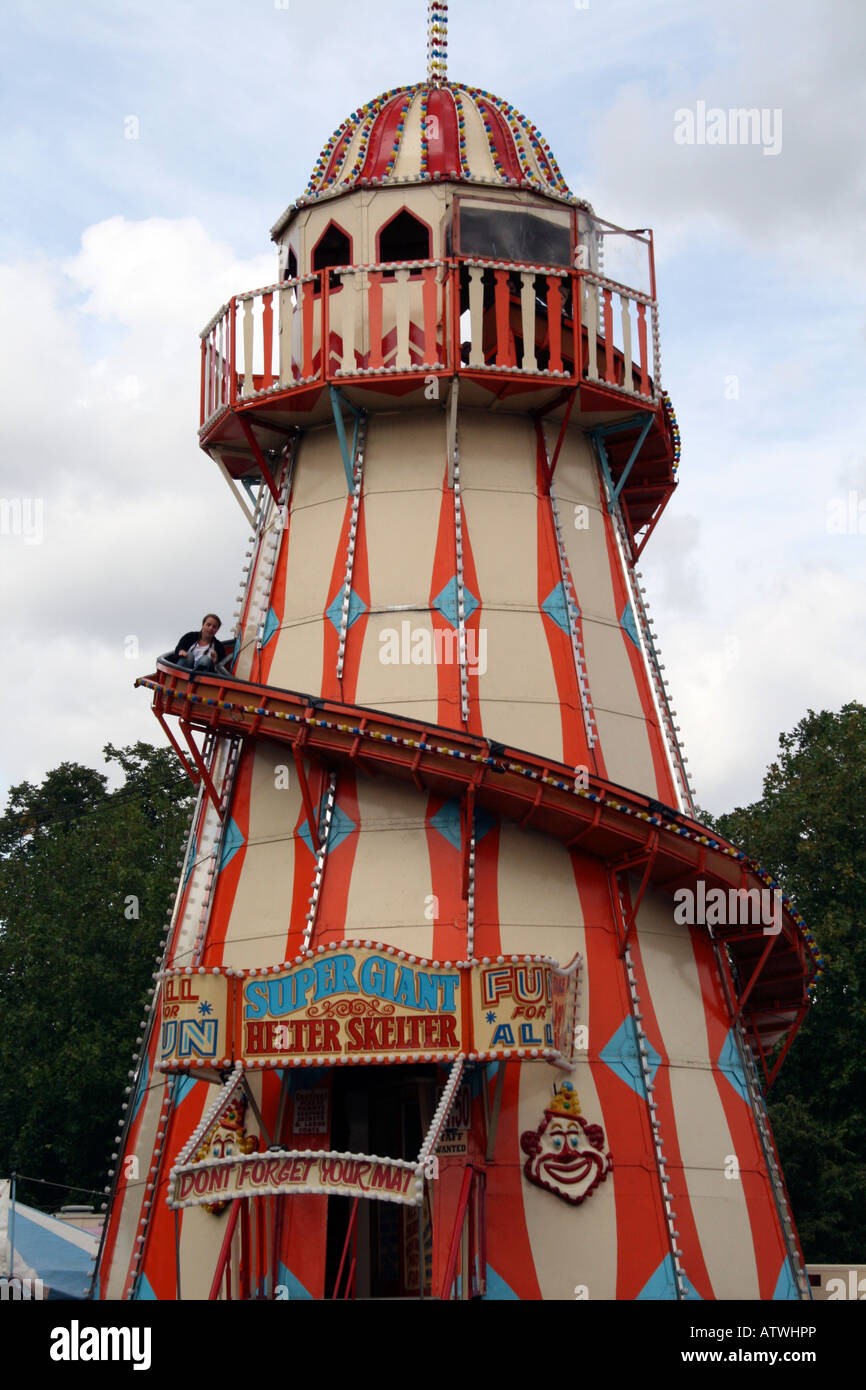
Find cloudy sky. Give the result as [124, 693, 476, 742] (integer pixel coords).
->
[1, 0, 864, 816]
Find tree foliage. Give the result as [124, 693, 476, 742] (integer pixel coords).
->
[0, 743, 194, 1212]
[704, 703, 866, 1263]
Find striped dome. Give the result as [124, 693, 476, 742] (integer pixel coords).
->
[300, 81, 575, 207]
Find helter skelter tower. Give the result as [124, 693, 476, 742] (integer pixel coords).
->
[96, 5, 819, 1301]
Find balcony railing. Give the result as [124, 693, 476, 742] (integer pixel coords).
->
[200, 258, 661, 431]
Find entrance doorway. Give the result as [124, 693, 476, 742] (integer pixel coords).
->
[324, 1065, 437, 1298]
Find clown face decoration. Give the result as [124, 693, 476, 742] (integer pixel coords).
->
[194, 1093, 257, 1215]
[520, 1083, 612, 1205]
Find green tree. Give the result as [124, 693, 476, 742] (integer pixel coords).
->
[0, 743, 194, 1212]
[704, 703, 866, 1262]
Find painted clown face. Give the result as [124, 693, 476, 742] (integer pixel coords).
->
[520, 1110, 612, 1205]
[194, 1098, 257, 1215]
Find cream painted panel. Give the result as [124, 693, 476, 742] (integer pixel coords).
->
[179, 1203, 230, 1300]
[280, 511, 346, 625]
[472, 608, 563, 761]
[292, 427, 350, 511]
[178, 1074, 269, 1299]
[678, 1172, 766, 1300]
[669, 1074, 761, 1299]
[458, 410, 537, 497]
[458, 412, 564, 756]
[362, 414, 444, 607]
[220, 744, 303, 970]
[548, 427, 602, 511]
[497, 824, 583, 956]
[393, 102, 424, 181]
[104, 1073, 168, 1298]
[582, 615, 657, 794]
[354, 610, 439, 725]
[518, 1057, 618, 1300]
[459, 100, 498, 183]
[636, 888, 760, 1299]
[582, 618, 644, 718]
[461, 489, 537, 607]
[343, 779, 435, 955]
[301, 201, 366, 275]
[559, 504, 620, 625]
[480, 699, 564, 766]
[592, 708, 657, 797]
[265, 618, 326, 695]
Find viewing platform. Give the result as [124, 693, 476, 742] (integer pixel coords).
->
[199, 245, 678, 558]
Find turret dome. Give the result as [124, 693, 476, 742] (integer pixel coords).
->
[298, 80, 577, 209]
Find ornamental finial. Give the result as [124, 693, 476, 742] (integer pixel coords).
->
[427, 1, 448, 85]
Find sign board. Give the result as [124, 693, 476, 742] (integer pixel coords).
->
[470, 959, 580, 1061]
[159, 973, 229, 1067]
[169, 1151, 422, 1210]
[293, 1089, 329, 1135]
[158, 948, 581, 1071]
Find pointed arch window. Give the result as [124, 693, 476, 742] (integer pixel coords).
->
[312, 222, 352, 292]
[377, 209, 432, 277]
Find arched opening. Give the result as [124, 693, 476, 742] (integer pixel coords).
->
[312, 222, 352, 291]
[378, 209, 432, 276]
[283, 246, 298, 282]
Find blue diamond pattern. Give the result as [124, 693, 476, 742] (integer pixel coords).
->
[430, 798, 496, 850]
[261, 606, 279, 646]
[483, 1265, 520, 1300]
[326, 587, 367, 633]
[717, 1029, 749, 1103]
[433, 576, 479, 629]
[299, 801, 356, 857]
[637, 1256, 702, 1300]
[277, 1262, 313, 1300]
[600, 1015, 661, 1095]
[219, 817, 245, 871]
[772, 1259, 800, 1301]
[173, 1073, 198, 1107]
[542, 581, 573, 634]
[621, 601, 641, 650]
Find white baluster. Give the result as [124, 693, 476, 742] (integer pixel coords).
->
[220, 313, 228, 407]
[395, 267, 411, 370]
[520, 271, 537, 373]
[584, 281, 599, 382]
[620, 292, 633, 392]
[243, 299, 254, 398]
[468, 266, 485, 367]
[278, 286, 293, 386]
[341, 269, 357, 374]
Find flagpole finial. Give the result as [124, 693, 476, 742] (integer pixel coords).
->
[427, 2, 448, 85]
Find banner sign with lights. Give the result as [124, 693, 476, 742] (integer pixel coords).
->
[169, 1150, 422, 1210]
[158, 945, 580, 1071]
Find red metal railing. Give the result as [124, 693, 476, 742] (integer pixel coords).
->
[440, 1166, 486, 1300]
[199, 259, 660, 431]
[208, 1197, 241, 1300]
[331, 1198, 360, 1300]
